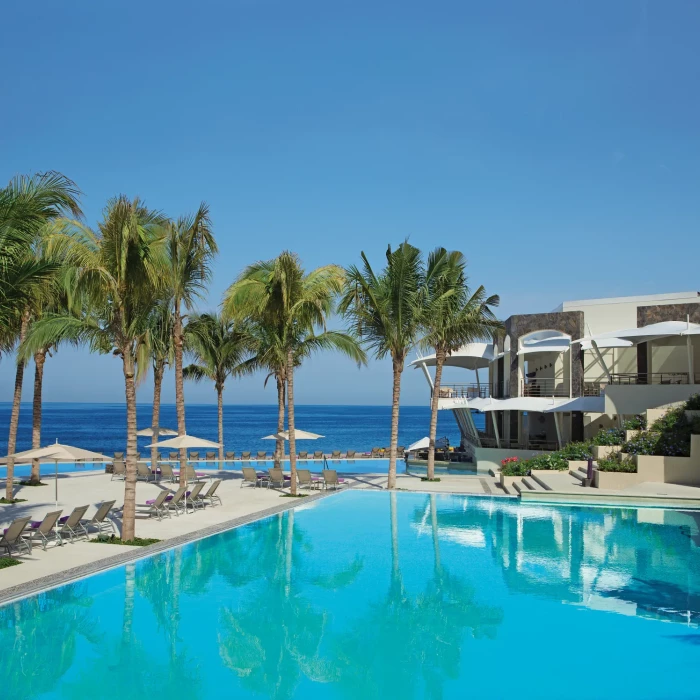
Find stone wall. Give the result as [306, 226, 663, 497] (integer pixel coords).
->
[638, 303, 700, 326]
[505, 311, 585, 397]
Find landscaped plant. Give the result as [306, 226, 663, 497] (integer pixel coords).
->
[622, 414, 647, 431]
[623, 431, 661, 456]
[0, 497, 27, 504]
[91, 536, 161, 547]
[0, 557, 21, 569]
[557, 441, 593, 461]
[500, 460, 529, 476]
[501, 456, 519, 468]
[597, 453, 636, 473]
[685, 394, 700, 410]
[622, 407, 700, 457]
[592, 428, 625, 446]
[523, 453, 569, 471]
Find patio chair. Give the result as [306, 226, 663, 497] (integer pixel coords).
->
[297, 469, 322, 490]
[189, 451, 200, 464]
[160, 462, 176, 483]
[111, 460, 125, 480]
[114, 451, 124, 461]
[371, 448, 381, 458]
[82, 500, 117, 537]
[205, 451, 217, 465]
[298, 451, 309, 459]
[346, 450, 356, 459]
[313, 451, 323, 459]
[323, 469, 346, 490]
[241, 451, 252, 460]
[165, 486, 188, 516]
[57, 505, 90, 542]
[0, 517, 32, 556]
[185, 464, 206, 481]
[26, 510, 64, 550]
[225, 451, 235, 462]
[169, 451, 179, 461]
[199, 479, 223, 507]
[267, 467, 290, 488]
[397, 446, 405, 455]
[331, 450, 341, 459]
[185, 482, 206, 512]
[256, 451, 268, 461]
[144, 490, 172, 520]
[136, 461, 153, 482]
[241, 467, 263, 487]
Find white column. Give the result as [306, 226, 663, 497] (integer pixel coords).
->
[553, 412, 563, 450]
[687, 335, 695, 384]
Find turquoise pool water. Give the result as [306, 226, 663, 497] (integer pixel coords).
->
[2, 492, 700, 699]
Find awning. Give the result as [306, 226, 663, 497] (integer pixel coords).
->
[462, 396, 604, 413]
[573, 320, 700, 347]
[411, 342, 494, 370]
[518, 338, 570, 355]
[543, 396, 605, 413]
[407, 436, 449, 452]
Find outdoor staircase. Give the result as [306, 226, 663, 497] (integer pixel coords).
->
[568, 465, 589, 484]
[511, 476, 548, 495]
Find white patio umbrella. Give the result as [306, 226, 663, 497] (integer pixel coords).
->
[2, 440, 111, 506]
[407, 437, 449, 453]
[262, 429, 324, 441]
[136, 427, 178, 437]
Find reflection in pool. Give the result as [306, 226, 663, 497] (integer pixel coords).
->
[1, 492, 699, 699]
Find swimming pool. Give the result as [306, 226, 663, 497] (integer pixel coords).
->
[2, 492, 699, 699]
[0, 457, 419, 478]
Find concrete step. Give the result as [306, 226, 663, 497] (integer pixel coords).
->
[569, 469, 587, 483]
[529, 473, 554, 491]
[521, 476, 544, 491]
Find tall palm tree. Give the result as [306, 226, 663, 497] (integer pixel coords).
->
[340, 242, 424, 489]
[166, 204, 217, 484]
[0, 172, 82, 499]
[183, 312, 253, 464]
[420, 249, 501, 479]
[224, 252, 364, 495]
[22, 196, 167, 540]
[137, 298, 175, 470]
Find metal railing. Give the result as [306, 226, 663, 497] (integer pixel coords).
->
[583, 381, 608, 396]
[521, 379, 570, 397]
[609, 372, 690, 386]
[435, 384, 490, 399]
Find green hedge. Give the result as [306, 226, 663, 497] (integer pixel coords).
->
[597, 454, 636, 473]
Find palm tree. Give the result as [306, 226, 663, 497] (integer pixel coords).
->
[224, 252, 364, 495]
[0, 172, 82, 499]
[339, 242, 424, 489]
[22, 196, 167, 540]
[183, 312, 252, 464]
[137, 298, 175, 470]
[165, 204, 217, 484]
[420, 249, 501, 479]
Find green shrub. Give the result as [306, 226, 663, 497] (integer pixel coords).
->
[597, 454, 636, 473]
[622, 415, 647, 430]
[685, 394, 700, 410]
[91, 536, 160, 547]
[500, 460, 529, 476]
[523, 453, 569, 471]
[557, 441, 593, 461]
[592, 428, 625, 446]
[623, 431, 661, 456]
[0, 557, 21, 569]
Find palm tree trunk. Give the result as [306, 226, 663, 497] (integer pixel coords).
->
[6, 313, 29, 500]
[427, 347, 445, 481]
[30, 348, 47, 485]
[174, 303, 187, 486]
[122, 351, 138, 541]
[387, 358, 403, 489]
[217, 383, 224, 466]
[287, 351, 297, 496]
[151, 360, 164, 475]
[275, 374, 285, 467]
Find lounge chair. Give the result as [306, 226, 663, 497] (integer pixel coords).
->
[144, 490, 172, 520]
[241, 467, 263, 487]
[0, 517, 32, 556]
[323, 469, 346, 490]
[27, 510, 64, 550]
[371, 447, 381, 458]
[256, 451, 267, 461]
[205, 451, 217, 465]
[169, 451, 179, 461]
[82, 500, 117, 537]
[331, 450, 341, 459]
[397, 446, 405, 456]
[199, 479, 222, 507]
[114, 452, 124, 461]
[313, 451, 323, 459]
[136, 452, 141, 460]
[165, 486, 188, 516]
[111, 460, 125, 480]
[160, 462, 176, 483]
[225, 451, 235, 462]
[346, 450, 356, 459]
[297, 469, 322, 490]
[298, 451, 308, 459]
[267, 468, 290, 488]
[185, 482, 205, 512]
[136, 461, 153, 482]
[241, 451, 252, 460]
[189, 451, 200, 464]
[58, 505, 90, 542]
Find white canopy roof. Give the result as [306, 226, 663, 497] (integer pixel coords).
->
[411, 342, 494, 370]
[137, 426, 178, 437]
[574, 320, 700, 346]
[145, 434, 220, 449]
[1, 442, 111, 464]
[460, 396, 604, 413]
[543, 396, 605, 413]
[407, 436, 449, 452]
[518, 338, 570, 355]
[262, 429, 324, 441]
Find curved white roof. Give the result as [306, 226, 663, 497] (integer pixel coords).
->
[411, 342, 494, 370]
[574, 320, 700, 346]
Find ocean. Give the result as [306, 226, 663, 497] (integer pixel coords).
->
[0, 402, 485, 457]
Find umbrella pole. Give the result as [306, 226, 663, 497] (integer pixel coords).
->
[55, 459, 58, 507]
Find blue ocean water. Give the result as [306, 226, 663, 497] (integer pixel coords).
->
[2, 491, 699, 699]
[0, 402, 484, 457]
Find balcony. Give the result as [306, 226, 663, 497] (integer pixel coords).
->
[436, 384, 490, 400]
[583, 381, 608, 397]
[521, 378, 569, 398]
[609, 372, 694, 386]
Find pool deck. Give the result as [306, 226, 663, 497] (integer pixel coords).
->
[0, 469, 504, 599]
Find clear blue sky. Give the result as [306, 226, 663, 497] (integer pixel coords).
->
[1, 0, 698, 406]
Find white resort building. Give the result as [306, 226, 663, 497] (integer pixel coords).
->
[413, 291, 700, 472]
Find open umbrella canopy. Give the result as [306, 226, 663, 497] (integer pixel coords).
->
[407, 437, 449, 452]
[262, 429, 324, 441]
[144, 434, 220, 449]
[1, 441, 111, 464]
[136, 427, 178, 437]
